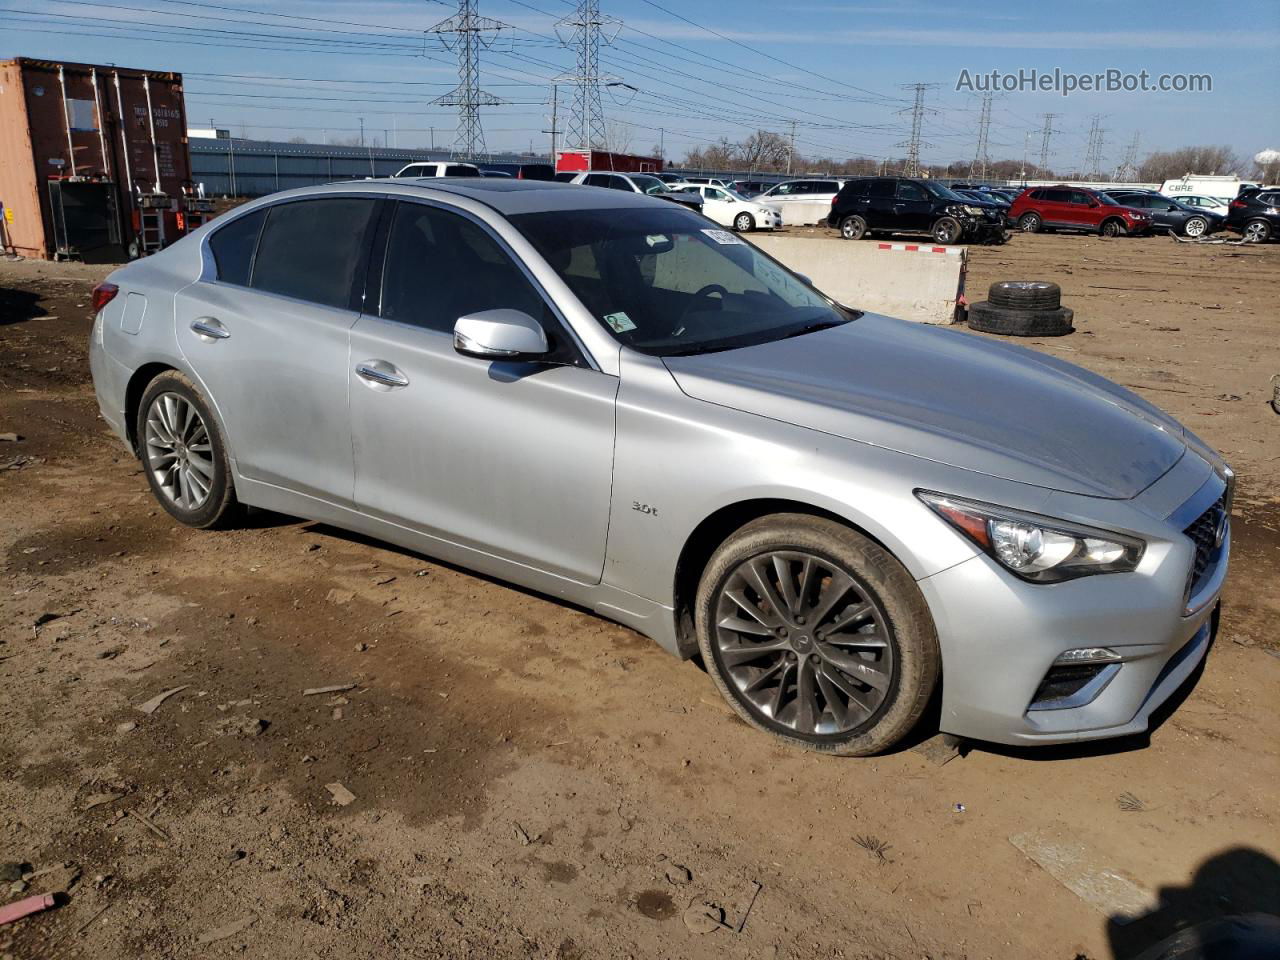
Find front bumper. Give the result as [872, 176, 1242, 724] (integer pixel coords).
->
[916, 475, 1229, 746]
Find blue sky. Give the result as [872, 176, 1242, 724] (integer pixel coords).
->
[3, 0, 1277, 170]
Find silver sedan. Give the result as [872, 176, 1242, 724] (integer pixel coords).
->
[88, 179, 1231, 755]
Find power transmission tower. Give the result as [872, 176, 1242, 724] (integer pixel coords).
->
[897, 83, 938, 177]
[969, 92, 994, 180]
[555, 0, 622, 151]
[1114, 131, 1141, 182]
[429, 0, 506, 160]
[1037, 112, 1058, 174]
[1083, 114, 1106, 181]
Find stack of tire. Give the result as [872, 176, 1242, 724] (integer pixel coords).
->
[967, 281, 1074, 337]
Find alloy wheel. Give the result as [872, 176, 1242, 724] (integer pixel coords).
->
[144, 392, 216, 510]
[1185, 217, 1206, 238]
[1245, 220, 1269, 242]
[712, 550, 895, 737]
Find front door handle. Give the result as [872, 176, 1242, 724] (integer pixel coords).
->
[355, 361, 409, 389]
[190, 317, 230, 341]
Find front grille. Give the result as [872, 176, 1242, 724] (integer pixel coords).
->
[1184, 494, 1226, 599]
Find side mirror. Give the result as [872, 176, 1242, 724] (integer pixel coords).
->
[453, 309, 549, 361]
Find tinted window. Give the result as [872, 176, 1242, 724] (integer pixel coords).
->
[812, 181, 839, 192]
[608, 176, 634, 191]
[1259, 192, 1280, 205]
[583, 174, 612, 188]
[841, 179, 870, 196]
[1028, 189, 1044, 200]
[770, 182, 800, 196]
[445, 165, 480, 177]
[866, 180, 896, 198]
[1068, 191, 1094, 205]
[251, 198, 377, 309]
[897, 182, 928, 201]
[209, 208, 266, 286]
[379, 202, 554, 339]
[1042, 189, 1072, 203]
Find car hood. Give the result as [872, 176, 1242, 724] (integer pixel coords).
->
[663, 314, 1187, 499]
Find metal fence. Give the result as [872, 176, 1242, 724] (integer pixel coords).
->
[189, 137, 550, 197]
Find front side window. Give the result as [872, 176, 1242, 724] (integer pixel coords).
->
[208, 208, 266, 286]
[769, 182, 799, 196]
[897, 182, 928, 201]
[512, 206, 854, 358]
[379, 202, 563, 348]
[250, 198, 378, 309]
[584, 174, 612, 188]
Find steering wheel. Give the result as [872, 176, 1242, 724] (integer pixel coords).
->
[672, 283, 728, 336]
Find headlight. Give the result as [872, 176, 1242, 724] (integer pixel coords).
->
[917, 492, 1145, 583]
[963, 205, 983, 215]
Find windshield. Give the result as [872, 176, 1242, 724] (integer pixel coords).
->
[925, 182, 969, 202]
[630, 174, 668, 195]
[511, 207, 854, 357]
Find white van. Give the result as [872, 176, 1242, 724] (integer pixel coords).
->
[1160, 175, 1258, 202]
[393, 162, 481, 178]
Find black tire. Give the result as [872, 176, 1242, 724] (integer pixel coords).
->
[988, 280, 1062, 310]
[968, 301, 1074, 337]
[1100, 218, 1127, 238]
[733, 212, 755, 233]
[839, 215, 867, 240]
[932, 216, 962, 245]
[1244, 219, 1273, 243]
[1017, 212, 1042, 233]
[695, 514, 940, 757]
[136, 370, 241, 529]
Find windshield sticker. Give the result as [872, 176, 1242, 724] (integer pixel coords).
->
[603, 311, 637, 333]
[645, 234, 669, 247]
[701, 228, 744, 245]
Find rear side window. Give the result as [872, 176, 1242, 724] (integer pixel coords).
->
[208, 209, 266, 286]
[251, 198, 378, 309]
[1043, 189, 1072, 203]
[1260, 192, 1280, 205]
[445, 165, 479, 177]
[866, 180, 896, 198]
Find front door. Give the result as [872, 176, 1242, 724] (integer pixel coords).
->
[347, 199, 617, 583]
[175, 195, 380, 505]
[894, 180, 933, 231]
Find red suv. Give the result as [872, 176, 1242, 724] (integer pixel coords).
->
[1008, 185, 1152, 237]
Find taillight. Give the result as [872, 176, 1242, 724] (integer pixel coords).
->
[1230, 200, 1246, 208]
[91, 283, 119, 314]
[831, 196, 838, 204]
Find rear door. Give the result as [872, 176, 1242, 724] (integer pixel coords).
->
[1040, 188, 1075, 227]
[862, 179, 897, 228]
[175, 195, 379, 504]
[346, 199, 617, 582]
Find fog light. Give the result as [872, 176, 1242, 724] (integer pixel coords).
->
[1054, 647, 1122, 665]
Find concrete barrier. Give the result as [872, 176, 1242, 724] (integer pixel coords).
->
[749, 234, 967, 325]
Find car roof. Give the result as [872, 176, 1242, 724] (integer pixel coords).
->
[261, 177, 665, 215]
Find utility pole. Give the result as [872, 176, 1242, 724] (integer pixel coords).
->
[430, 0, 506, 161]
[1020, 130, 1031, 183]
[359, 116, 365, 147]
[555, 0, 622, 151]
[786, 119, 797, 176]
[543, 82, 560, 161]
[1037, 112, 1058, 175]
[1114, 131, 1141, 182]
[896, 83, 938, 178]
[969, 91, 994, 180]
[1083, 114, 1106, 181]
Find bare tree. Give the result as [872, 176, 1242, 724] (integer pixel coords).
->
[1139, 145, 1243, 183]
[604, 121, 633, 155]
[736, 129, 791, 172]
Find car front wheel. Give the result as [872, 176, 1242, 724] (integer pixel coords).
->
[1100, 218, 1127, 238]
[695, 515, 940, 756]
[932, 217, 962, 244]
[733, 212, 755, 232]
[137, 371, 241, 529]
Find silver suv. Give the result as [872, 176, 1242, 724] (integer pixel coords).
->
[88, 179, 1230, 755]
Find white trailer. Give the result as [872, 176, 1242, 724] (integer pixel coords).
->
[1160, 175, 1258, 201]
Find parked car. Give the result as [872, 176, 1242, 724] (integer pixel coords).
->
[758, 178, 844, 209]
[670, 183, 782, 231]
[89, 179, 1232, 756]
[675, 175, 731, 189]
[479, 170, 512, 178]
[828, 177, 1007, 244]
[1008, 185, 1152, 237]
[1168, 194, 1229, 213]
[727, 180, 774, 198]
[392, 162, 482, 178]
[1104, 190, 1224, 238]
[568, 170, 703, 212]
[554, 171, 578, 183]
[955, 188, 1011, 216]
[478, 162, 555, 181]
[1225, 187, 1280, 242]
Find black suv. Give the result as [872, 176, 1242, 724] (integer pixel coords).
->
[1226, 187, 1280, 242]
[828, 177, 1007, 244]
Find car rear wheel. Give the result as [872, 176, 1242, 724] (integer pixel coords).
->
[695, 514, 939, 756]
[1244, 219, 1272, 243]
[1183, 217, 1208, 238]
[1100, 218, 1127, 238]
[733, 212, 755, 232]
[137, 371, 241, 529]
[932, 217, 962, 244]
[839, 215, 867, 240]
[1017, 212, 1041, 233]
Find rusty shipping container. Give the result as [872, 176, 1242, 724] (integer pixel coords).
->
[0, 57, 209, 262]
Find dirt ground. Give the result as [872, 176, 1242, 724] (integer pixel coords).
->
[1, 231, 1278, 960]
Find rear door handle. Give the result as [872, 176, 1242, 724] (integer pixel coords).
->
[355, 361, 409, 389]
[190, 317, 230, 341]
